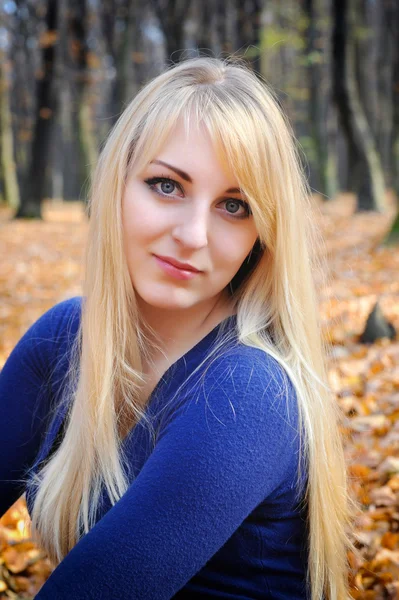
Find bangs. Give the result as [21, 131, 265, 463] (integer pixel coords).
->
[126, 88, 194, 179]
[188, 91, 276, 245]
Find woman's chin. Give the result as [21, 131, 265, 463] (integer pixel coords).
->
[134, 287, 201, 312]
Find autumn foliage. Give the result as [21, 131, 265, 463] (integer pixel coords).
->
[1, 196, 399, 599]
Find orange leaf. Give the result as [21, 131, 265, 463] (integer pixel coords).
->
[381, 532, 399, 550]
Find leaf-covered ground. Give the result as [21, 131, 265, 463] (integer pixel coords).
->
[0, 195, 399, 599]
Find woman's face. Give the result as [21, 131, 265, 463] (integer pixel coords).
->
[122, 118, 258, 313]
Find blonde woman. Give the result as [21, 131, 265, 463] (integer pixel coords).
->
[0, 57, 356, 599]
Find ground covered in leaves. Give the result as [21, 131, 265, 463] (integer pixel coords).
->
[1, 195, 399, 599]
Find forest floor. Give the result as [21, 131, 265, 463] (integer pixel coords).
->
[1, 194, 399, 599]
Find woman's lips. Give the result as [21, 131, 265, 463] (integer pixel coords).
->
[153, 255, 201, 280]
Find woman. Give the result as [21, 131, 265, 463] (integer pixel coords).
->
[0, 57, 356, 599]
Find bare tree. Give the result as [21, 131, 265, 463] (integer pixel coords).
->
[0, 3, 19, 209]
[15, 0, 60, 218]
[332, 0, 386, 211]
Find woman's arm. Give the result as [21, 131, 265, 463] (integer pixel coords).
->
[35, 349, 301, 600]
[0, 298, 81, 516]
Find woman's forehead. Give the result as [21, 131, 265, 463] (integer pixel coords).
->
[150, 114, 237, 175]
[148, 156, 240, 196]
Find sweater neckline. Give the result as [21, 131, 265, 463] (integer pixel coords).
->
[122, 313, 237, 445]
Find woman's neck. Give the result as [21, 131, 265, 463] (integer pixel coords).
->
[137, 289, 235, 367]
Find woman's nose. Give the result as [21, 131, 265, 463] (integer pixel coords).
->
[172, 206, 209, 249]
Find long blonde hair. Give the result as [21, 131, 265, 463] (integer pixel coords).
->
[29, 56, 357, 599]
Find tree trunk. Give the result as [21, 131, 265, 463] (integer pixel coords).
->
[305, 0, 338, 199]
[332, 0, 386, 211]
[15, 0, 60, 219]
[77, 100, 98, 182]
[260, 0, 311, 190]
[383, 210, 399, 246]
[0, 58, 19, 209]
[388, 0, 399, 196]
[373, 1, 393, 182]
[383, 0, 399, 246]
[237, 0, 262, 72]
[67, 0, 99, 195]
[153, 0, 189, 62]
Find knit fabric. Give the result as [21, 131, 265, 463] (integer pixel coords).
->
[0, 297, 309, 599]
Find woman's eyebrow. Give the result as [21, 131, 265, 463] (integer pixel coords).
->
[150, 159, 242, 194]
[151, 159, 192, 183]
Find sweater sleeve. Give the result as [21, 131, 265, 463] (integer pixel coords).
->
[35, 349, 301, 600]
[0, 297, 81, 517]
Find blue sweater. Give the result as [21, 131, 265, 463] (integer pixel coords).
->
[0, 297, 310, 599]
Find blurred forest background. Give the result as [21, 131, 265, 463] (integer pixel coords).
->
[1, 1, 399, 599]
[0, 0, 397, 227]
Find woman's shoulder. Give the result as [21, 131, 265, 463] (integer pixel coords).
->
[201, 340, 296, 401]
[27, 296, 82, 353]
[185, 340, 299, 437]
[14, 296, 82, 345]
[37, 295, 82, 337]
[160, 340, 303, 499]
[3, 296, 83, 383]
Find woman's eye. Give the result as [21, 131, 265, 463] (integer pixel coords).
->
[223, 199, 252, 219]
[159, 181, 175, 194]
[144, 177, 183, 197]
[144, 177, 251, 219]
